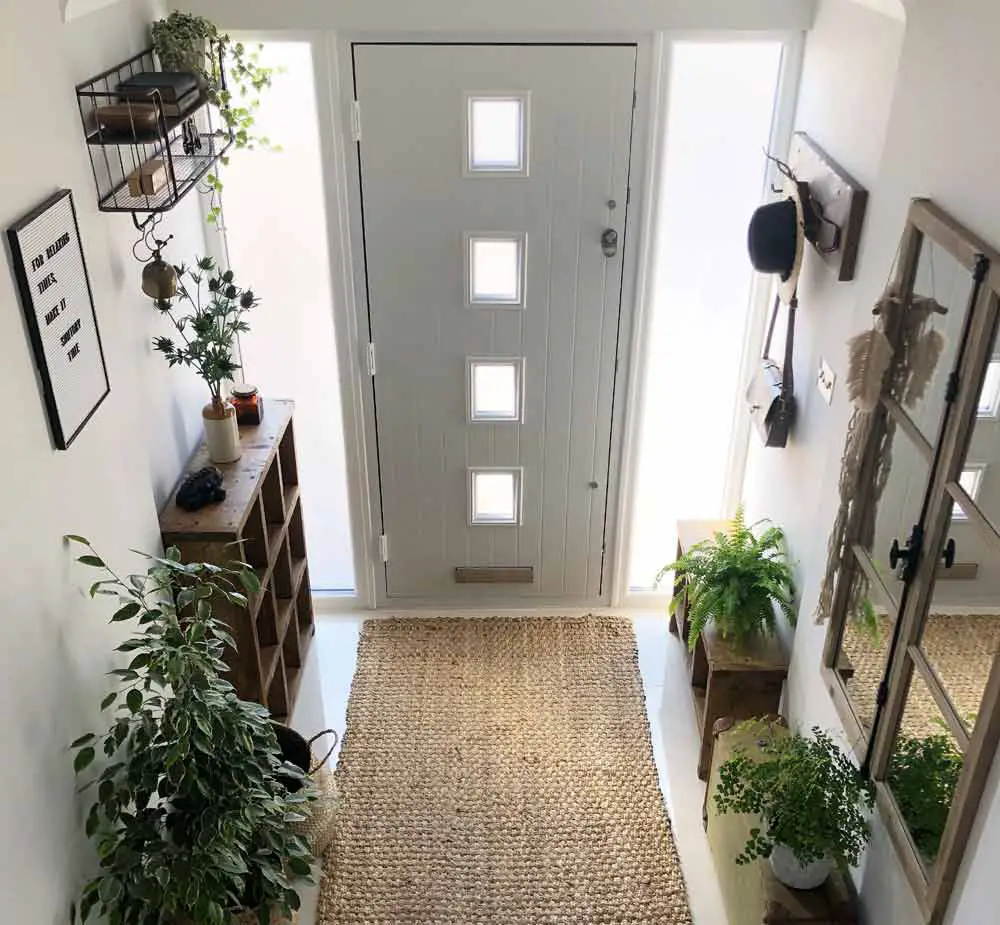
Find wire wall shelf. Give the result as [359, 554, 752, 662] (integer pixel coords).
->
[75, 46, 233, 219]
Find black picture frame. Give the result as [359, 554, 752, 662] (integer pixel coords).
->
[7, 189, 110, 450]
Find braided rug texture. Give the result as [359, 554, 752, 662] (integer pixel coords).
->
[318, 616, 693, 924]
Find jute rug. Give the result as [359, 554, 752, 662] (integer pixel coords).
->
[842, 613, 1000, 736]
[318, 616, 693, 924]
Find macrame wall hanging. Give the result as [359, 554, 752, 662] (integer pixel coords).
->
[815, 279, 946, 624]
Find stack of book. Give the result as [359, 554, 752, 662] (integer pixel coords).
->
[117, 71, 202, 118]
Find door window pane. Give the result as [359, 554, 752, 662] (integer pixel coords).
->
[467, 95, 527, 174]
[468, 235, 525, 305]
[468, 358, 523, 421]
[977, 360, 1000, 417]
[469, 468, 522, 524]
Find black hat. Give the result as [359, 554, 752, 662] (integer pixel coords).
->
[748, 180, 807, 304]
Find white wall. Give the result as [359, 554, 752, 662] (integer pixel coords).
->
[0, 0, 210, 919]
[743, 0, 1000, 922]
[188, 0, 816, 33]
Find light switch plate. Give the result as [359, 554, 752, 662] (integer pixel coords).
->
[817, 357, 836, 405]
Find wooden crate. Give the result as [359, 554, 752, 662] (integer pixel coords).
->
[159, 400, 315, 721]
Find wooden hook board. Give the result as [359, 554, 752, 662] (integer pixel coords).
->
[789, 132, 869, 282]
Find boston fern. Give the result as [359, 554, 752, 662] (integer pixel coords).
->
[152, 257, 258, 405]
[66, 537, 315, 925]
[715, 722, 875, 870]
[656, 508, 796, 651]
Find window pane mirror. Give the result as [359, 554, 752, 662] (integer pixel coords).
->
[822, 199, 1000, 923]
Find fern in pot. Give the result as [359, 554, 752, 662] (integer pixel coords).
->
[67, 537, 315, 925]
[656, 508, 797, 651]
[714, 721, 875, 889]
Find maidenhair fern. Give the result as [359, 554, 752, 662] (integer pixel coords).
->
[656, 508, 797, 651]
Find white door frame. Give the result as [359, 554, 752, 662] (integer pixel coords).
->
[295, 28, 803, 611]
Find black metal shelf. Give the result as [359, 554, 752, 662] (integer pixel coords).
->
[96, 132, 229, 213]
[75, 46, 233, 218]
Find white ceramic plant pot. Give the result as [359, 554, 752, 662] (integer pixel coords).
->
[769, 842, 835, 890]
[203, 399, 241, 464]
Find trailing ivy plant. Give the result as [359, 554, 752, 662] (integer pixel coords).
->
[887, 728, 964, 860]
[714, 721, 875, 870]
[67, 537, 315, 925]
[152, 11, 281, 223]
[151, 256, 259, 407]
[656, 508, 797, 651]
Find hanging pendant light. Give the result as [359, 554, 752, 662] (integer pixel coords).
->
[141, 247, 178, 301]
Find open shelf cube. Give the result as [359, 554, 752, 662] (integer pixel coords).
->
[159, 401, 313, 719]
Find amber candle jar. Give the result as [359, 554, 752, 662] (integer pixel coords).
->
[231, 385, 263, 426]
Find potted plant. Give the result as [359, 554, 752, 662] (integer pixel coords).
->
[888, 727, 964, 861]
[151, 256, 259, 464]
[67, 536, 315, 925]
[714, 721, 875, 889]
[656, 508, 797, 651]
[152, 11, 279, 223]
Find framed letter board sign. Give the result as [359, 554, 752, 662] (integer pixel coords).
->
[7, 189, 110, 449]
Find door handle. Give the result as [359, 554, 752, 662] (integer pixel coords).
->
[601, 228, 618, 258]
[889, 524, 923, 582]
[942, 538, 957, 569]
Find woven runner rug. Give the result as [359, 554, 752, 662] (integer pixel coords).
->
[319, 616, 693, 924]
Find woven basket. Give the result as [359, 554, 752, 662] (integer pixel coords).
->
[292, 730, 341, 857]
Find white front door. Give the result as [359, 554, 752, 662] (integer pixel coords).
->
[352, 43, 637, 602]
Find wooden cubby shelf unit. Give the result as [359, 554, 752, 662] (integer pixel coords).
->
[159, 400, 315, 721]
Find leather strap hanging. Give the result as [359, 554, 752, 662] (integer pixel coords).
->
[746, 293, 798, 447]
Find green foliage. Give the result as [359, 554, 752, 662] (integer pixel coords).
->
[851, 597, 883, 647]
[151, 257, 259, 404]
[714, 722, 875, 870]
[66, 536, 314, 925]
[151, 12, 281, 223]
[656, 508, 797, 651]
[888, 731, 964, 860]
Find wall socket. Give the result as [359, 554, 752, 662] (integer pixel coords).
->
[817, 357, 836, 405]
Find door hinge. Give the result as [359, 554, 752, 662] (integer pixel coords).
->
[632, 90, 637, 109]
[626, 186, 631, 206]
[366, 342, 377, 376]
[350, 100, 362, 143]
[379, 534, 389, 563]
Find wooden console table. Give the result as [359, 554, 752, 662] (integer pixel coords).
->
[706, 717, 859, 924]
[159, 400, 314, 722]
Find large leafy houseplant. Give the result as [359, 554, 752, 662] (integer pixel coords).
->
[152, 256, 258, 407]
[714, 722, 875, 873]
[67, 537, 315, 925]
[656, 508, 797, 651]
[152, 11, 280, 223]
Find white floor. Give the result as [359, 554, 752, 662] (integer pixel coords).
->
[291, 610, 728, 925]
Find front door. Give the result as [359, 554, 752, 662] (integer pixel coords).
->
[352, 43, 637, 602]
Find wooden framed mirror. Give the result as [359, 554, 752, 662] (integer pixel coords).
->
[822, 199, 1000, 922]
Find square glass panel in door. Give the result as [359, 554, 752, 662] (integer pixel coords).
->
[467, 358, 523, 422]
[892, 237, 976, 444]
[466, 94, 528, 175]
[467, 234, 526, 306]
[887, 664, 965, 870]
[469, 468, 522, 525]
